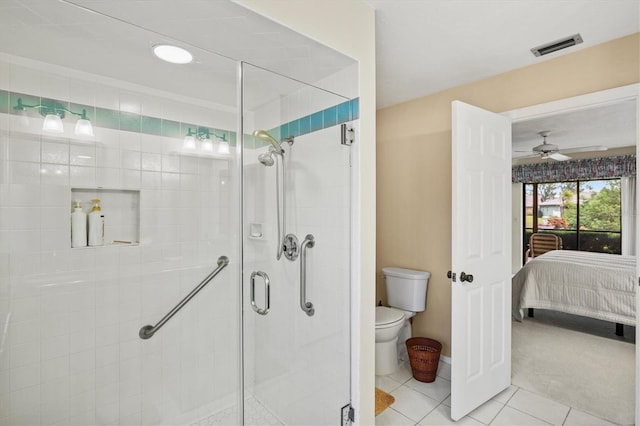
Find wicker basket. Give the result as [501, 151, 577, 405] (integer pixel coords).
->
[405, 337, 442, 383]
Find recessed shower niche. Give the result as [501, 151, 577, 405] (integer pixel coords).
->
[70, 188, 140, 247]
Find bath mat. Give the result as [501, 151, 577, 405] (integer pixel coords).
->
[375, 387, 395, 416]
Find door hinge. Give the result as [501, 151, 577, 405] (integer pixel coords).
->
[341, 403, 354, 425]
[341, 123, 354, 146]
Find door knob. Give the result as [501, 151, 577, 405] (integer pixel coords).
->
[447, 270, 456, 282]
[460, 272, 474, 283]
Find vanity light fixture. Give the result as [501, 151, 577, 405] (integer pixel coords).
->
[183, 127, 229, 154]
[14, 98, 94, 136]
[152, 44, 193, 64]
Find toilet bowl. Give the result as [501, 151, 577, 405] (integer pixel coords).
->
[375, 306, 414, 375]
[375, 266, 430, 375]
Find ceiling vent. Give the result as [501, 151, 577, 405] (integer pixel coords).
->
[530, 34, 583, 57]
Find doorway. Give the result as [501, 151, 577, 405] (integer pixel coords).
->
[505, 84, 639, 424]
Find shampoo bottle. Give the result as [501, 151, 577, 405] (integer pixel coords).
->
[71, 200, 87, 248]
[88, 198, 104, 246]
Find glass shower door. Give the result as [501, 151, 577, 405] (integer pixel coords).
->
[242, 63, 353, 425]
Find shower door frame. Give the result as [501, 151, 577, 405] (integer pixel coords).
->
[236, 61, 354, 425]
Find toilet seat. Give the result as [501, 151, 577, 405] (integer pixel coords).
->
[375, 306, 405, 328]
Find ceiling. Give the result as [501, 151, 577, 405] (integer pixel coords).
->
[367, 0, 640, 109]
[367, 0, 639, 161]
[512, 99, 637, 162]
[0, 0, 355, 109]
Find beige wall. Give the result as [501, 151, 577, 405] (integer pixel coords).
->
[377, 33, 640, 357]
[235, 1, 377, 423]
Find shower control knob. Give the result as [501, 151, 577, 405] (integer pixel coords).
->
[283, 233, 299, 261]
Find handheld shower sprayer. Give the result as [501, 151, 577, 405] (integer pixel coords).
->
[253, 130, 284, 155]
[253, 130, 295, 260]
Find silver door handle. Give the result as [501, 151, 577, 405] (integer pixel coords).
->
[251, 271, 270, 315]
[300, 234, 315, 316]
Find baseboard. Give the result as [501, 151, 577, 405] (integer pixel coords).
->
[440, 354, 451, 364]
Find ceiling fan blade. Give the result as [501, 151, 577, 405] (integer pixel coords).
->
[549, 152, 571, 161]
[512, 152, 538, 158]
[560, 145, 608, 154]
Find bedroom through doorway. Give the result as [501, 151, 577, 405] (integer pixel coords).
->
[507, 85, 639, 425]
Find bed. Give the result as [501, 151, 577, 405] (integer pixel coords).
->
[512, 250, 636, 331]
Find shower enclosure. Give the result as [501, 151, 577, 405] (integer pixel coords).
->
[0, 2, 356, 425]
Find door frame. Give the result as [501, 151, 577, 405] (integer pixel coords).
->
[502, 83, 640, 424]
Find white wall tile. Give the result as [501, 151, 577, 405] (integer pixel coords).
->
[10, 364, 40, 390]
[9, 161, 41, 185]
[41, 141, 69, 165]
[69, 165, 95, 187]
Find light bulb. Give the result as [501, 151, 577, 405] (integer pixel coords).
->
[218, 140, 230, 154]
[42, 114, 64, 133]
[74, 118, 94, 137]
[183, 135, 196, 149]
[202, 139, 214, 152]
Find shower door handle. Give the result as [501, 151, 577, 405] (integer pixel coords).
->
[300, 234, 315, 316]
[250, 271, 270, 315]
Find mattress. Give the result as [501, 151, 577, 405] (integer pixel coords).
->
[512, 250, 636, 326]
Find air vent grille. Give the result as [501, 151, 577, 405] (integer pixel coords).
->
[531, 34, 583, 57]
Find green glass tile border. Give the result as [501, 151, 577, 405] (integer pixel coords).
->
[0, 90, 9, 114]
[2, 90, 359, 150]
[3, 89, 236, 147]
[278, 97, 359, 140]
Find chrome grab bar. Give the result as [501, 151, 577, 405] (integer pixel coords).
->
[139, 255, 229, 340]
[250, 271, 270, 315]
[300, 234, 315, 316]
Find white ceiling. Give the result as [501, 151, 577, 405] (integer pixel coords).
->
[0, 0, 355, 109]
[512, 99, 637, 160]
[368, 0, 640, 109]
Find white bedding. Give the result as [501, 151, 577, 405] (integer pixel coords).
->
[512, 250, 636, 326]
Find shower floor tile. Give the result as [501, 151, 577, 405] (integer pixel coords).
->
[195, 397, 283, 426]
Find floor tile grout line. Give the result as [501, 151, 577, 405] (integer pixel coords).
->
[506, 403, 556, 425]
[561, 407, 572, 426]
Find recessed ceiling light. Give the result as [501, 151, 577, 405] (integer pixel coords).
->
[152, 44, 193, 64]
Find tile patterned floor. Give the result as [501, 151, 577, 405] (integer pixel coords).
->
[375, 361, 619, 426]
[195, 397, 283, 426]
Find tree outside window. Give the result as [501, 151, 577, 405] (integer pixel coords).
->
[523, 179, 621, 256]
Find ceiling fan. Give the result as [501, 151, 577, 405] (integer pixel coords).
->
[515, 130, 608, 161]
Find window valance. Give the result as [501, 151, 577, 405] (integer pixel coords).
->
[512, 155, 636, 183]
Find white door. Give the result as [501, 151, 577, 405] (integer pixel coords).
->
[450, 101, 512, 420]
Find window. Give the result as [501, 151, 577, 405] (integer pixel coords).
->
[523, 179, 621, 259]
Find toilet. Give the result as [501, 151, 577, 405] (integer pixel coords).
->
[375, 267, 430, 375]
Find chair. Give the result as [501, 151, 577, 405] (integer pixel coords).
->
[525, 233, 563, 261]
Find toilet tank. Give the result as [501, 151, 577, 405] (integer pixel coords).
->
[383, 267, 431, 312]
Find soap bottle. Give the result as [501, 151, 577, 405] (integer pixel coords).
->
[70, 200, 87, 248]
[88, 198, 104, 246]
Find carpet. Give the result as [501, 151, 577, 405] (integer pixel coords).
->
[375, 387, 395, 416]
[512, 310, 635, 425]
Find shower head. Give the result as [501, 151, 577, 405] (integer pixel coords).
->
[253, 130, 284, 154]
[258, 151, 275, 166]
